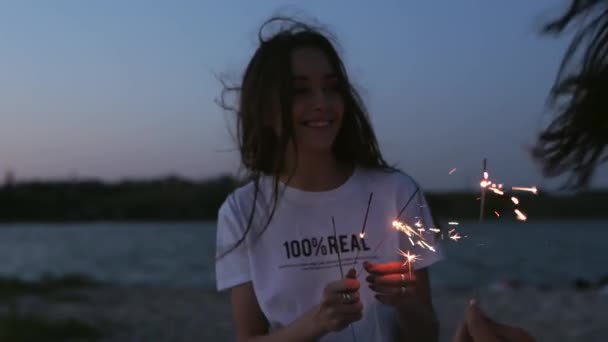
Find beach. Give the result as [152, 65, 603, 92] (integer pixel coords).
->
[4, 284, 607, 341]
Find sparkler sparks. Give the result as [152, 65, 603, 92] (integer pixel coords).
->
[449, 168, 457, 175]
[399, 249, 421, 280]
[514, 209, 527, 221]
[511, 197, 519, 205]
[449, 232, 462, 241]
[512, 186, 539, 195]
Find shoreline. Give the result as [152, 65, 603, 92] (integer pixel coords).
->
[2, 276, 607, 342]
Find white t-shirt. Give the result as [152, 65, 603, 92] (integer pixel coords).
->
[215, 167, 444, 342]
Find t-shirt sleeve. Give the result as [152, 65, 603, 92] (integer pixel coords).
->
[215, 195, 252, 292]
[396, 177, 444, 270]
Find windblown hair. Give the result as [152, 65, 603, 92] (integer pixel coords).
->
[534, 0, 608, 189]
[216, 17, 394, 258]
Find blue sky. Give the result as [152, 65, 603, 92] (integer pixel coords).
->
[1, 0, 606, 190]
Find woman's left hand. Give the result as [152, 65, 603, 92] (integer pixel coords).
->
[363, 260, 417, 307]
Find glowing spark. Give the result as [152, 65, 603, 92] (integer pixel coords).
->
[392, 220, 423, 239]
[514, 209, 527, 221]
[449, 168, 457, 175]
[483, 172, 489, 179]
[414, 219, 423, 228]
[480, 180, 489, 188]
[488, 187, 504, 195]
[512, 186, 539, 195]
[417, 241, 426, 249]
[448, 228, 456, 234]
[399, 250, 421, 280]
[498, 184, 503, 189]
[419, 240, 436, 252]
[429, 228, 441, 233]
[408, 237, 415, 246]
[449, 232, 462, 241]
[359, 232, 366, 239]
[511, 197, 519, 205]
[494, 210, 500, 217]
[448, 221, 459, 226]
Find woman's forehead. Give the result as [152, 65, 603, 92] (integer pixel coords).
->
[291, 47, 336, 79]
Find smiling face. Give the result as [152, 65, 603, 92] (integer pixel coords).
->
[289, 47, 345, 155]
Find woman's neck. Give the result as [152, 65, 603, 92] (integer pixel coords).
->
[280, 151, 353, 192]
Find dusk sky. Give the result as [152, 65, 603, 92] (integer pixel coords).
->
[2, 1, 606, 191]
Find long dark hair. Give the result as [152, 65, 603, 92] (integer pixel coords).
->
[534, 0, 608, 189]
[216, 17, 394, 258]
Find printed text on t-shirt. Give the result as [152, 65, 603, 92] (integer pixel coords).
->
[282, 234, 370, 259]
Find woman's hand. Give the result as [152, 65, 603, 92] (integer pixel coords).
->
[314, 268, 363, 334]
[364, 261, 418, 307]
[453, 300, 536, 342]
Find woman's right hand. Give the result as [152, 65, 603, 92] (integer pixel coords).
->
[314, 268, 363, 334]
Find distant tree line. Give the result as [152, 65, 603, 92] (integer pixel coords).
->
[0, 175, 606, 223]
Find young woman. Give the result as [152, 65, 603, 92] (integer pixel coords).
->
[215, 17, 443, 342]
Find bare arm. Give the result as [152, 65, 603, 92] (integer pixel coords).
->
[231, 278, 362, 342]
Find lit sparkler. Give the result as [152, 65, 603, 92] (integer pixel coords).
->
[399, 249, 421, 280]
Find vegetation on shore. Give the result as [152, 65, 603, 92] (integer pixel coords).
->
[0, 175, 606, 222]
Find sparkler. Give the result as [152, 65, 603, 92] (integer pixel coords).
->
[332, 216, 358, 342]
[398, 249, 421, 280]
[352, 192, 373, 269]
[479, 159, 488, 221]
[475, 159, 488, 302]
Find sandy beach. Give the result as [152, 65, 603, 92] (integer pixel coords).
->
[4, 285, 607, 341]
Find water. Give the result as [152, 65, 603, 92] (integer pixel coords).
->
[0, 221, 606, 289]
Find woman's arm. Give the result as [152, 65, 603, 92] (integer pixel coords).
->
[231, 282, 325, 342]
[231, 276, 362, 342]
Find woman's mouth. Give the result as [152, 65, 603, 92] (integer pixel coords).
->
[301, 120, 334, 128]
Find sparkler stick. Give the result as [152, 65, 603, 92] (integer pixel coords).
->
[475, 159, 488, 302]
[332, 216, 358, 342]
[331, 216, 344, 278]
[479, 159, 488, 221]
[352, 192, 373, 268]
[355, 187, 420, 276]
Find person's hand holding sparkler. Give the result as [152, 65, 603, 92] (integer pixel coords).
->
[452, 300, 536, 342]
[313, 268, 364, 334]
[363, 260, 419, 305]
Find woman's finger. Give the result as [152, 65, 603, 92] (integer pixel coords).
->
[364, 261, 411, 275]
[333, 301, 363, 315]
[325, 278, 360, 294]
[466, 300, 501, 342]
[366, 273, 415, 286]
[369, 283, 415, 296]
[452, 321, 472, 342]
[327, 290, 360, 306]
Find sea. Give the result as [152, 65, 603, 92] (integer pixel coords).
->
[0, 220, 606, 290]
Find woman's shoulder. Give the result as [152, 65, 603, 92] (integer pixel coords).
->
[219, 176, 265, 214]
[358, 166, 421, 192]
